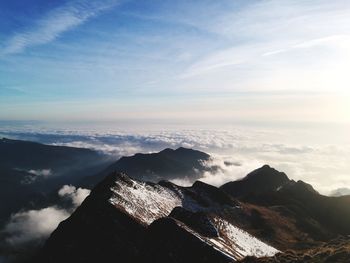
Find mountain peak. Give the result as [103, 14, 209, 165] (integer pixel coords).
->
[220, 165, 290, 198]
[175, 147, 196, 152]
[160, 147, 210, 158]
[159, 147, 202, 154]
[245, 164, 289, 182]
[221, 165, 320, 199]
[81, 147, 211, 188]
[159, 147, 174, 153]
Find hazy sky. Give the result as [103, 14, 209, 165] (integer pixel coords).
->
[1, 0, 350, 124]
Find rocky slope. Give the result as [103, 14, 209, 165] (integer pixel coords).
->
[39, 172, 279, 263]
[240, 236, 350, 263]
[221, 165, 350, 248]
[35, 161, 350, 263]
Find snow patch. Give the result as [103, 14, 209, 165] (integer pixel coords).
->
[211, 218, 279, 259]
[109, 178, 182, 225]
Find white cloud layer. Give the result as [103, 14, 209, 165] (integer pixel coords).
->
[2, 123, 349, 195]
[3, 207, 69, 245]
[3, 185, 90, 245]
[20, 169, 53, 184]
[58, 185, 91, 207]
[28, 169, 52, 177]
[198, 156, 262, 187]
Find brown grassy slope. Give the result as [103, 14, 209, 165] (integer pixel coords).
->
[239, 236, 350, 263]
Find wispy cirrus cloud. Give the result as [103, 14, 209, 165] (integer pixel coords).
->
[1, 0, 120, 55]
[177, 1, 350, 94]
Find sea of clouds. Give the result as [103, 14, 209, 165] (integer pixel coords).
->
[1, 124, 349, 195]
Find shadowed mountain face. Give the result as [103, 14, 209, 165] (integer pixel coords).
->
[221, 165, 290, 198]
[38, 172, 279, 263]
[0, 138, 112, 226]
[221, 165, 350, 245]
[81, 147, 213, 188]
[0, 138, 105, 170]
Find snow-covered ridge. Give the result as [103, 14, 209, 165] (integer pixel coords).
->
[109, 177, 182, 225]
[108, 175, 279, 260]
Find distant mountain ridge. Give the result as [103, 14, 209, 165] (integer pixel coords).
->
[0, 137, 104, 170]
[220, 165, 290, 197]
[0, 138, 112, 226]
[81, 147, 213, 187]
[221, 164, 320, 199]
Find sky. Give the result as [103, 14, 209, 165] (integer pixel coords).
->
[0, 0, 350, 124]
[0, 0, 350, 193]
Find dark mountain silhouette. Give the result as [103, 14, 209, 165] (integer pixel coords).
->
[220, 165, 290, 198]
[81, 147, 213, 188]
[38, 172, 279, 263]
[0, 138, 107, 170]
[0, 138, 112, 226]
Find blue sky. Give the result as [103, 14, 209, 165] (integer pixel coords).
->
[1, 0, 350, 124]
[1, 0, 350, 193]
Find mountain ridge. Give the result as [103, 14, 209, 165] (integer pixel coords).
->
[39, 162, 350, 262]
[220, 165, 350, 244]
[80, 147, 213, 188]
[38, 171, 279, 263]
[0, 138, 112, 226]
